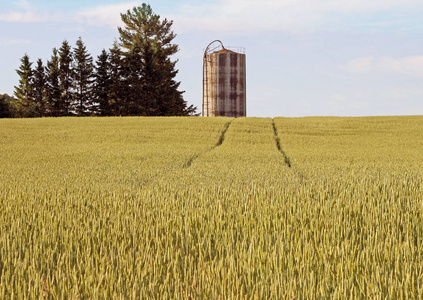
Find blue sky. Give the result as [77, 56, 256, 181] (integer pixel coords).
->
[1, 0, 423, 117]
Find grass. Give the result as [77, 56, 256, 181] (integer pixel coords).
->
[0, 116, 422, 298]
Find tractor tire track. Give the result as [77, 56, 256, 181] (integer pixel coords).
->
[272, 118, 309, 182]
[183, 120, 233, 168]
[272, 119, 292, 168]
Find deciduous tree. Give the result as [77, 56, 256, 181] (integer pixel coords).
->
[0, 94, 13, 118]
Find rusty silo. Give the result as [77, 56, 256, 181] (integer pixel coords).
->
[203, 40, 246, 117]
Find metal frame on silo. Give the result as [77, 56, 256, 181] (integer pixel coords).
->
[203, 40, 246, 117]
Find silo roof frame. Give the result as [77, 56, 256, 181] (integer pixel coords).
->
[203, 40, 245, 56]
[204, 40, 226, 57]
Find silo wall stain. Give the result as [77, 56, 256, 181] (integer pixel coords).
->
[203, 50, 246, 117]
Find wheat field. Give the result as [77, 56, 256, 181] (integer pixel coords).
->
[1, 116, 422, 299]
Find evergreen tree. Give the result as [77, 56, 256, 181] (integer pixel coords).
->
[109, 42, 125, 116]
[46, 48, 61, 116]
[12, 4, 197, 118]
[58, 40, 74, 115]
[118, 4, 197, 116]
[138, 42, 161, 115]
[94, 49, 111, 116]
[33, 59, 47, 117]
[124, 48, 144, 115]
[14, 53, 35, 116]
[73, 37, 94, 115]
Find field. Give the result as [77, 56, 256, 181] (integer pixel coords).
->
[1, 116, 423, 298]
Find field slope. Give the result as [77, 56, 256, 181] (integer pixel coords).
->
[1, 116, 422, 298]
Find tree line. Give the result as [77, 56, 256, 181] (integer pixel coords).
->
[2, 4, 197, 118]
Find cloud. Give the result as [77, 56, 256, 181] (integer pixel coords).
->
[6, 39, 30, 45]
[0, 11, 55, 22]
[0, 1, 139, 26]
[341, 56, 423, 77]
[1, 0, 422, 33]
[170, 0, 423, 34]
[15, 0, 31, 10]
[76, 1, 140, 27]
[314, 0, 421, 12]
[172, 0, 318, 33]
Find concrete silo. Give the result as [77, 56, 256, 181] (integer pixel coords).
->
[203, 40, 246, 117]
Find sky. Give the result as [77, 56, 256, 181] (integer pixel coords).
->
[1, 0, 423, 117]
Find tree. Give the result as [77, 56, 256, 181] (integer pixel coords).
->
[14, 53, 35, 116]
[109, 42, 125, 115]
[123, 47, 144, 115]
[46, 48, 61, 116]
[118, 4, 197, 116]
[73, 37, 94, 115]
[0, 94, 13, 118]
[93, 49, 111, 116]
[58, 40, 74, 115]
[32, 59, 47, 117]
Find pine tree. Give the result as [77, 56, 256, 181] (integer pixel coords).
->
[14, 53, 34, 116]
[118, 4, 197, 116]
[94, 49, 111, 116]
[109, 42, 125, 116]
[33, 59, 47, 117]
[73, 37, 94, 116]
[58, 40, 74, 115]
[124, 48, 144, 115]
[46, 48, 61, 116]
[138, 42, 160, 115]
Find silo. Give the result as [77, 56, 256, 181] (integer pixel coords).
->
[203, 40, 246, 117]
